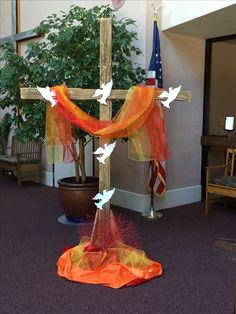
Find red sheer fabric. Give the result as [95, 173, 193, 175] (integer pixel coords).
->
[46, 85, 169, 164]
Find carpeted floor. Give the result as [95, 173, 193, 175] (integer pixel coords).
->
[0, 174, 235, 314]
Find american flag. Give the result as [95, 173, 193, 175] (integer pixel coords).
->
[147, 18, 166, 197]
[147, 19, 163, 88]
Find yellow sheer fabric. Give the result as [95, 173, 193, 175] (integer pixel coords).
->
[46, 85, 168, 163]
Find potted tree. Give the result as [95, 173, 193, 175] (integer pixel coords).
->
[0, 5, 145, 219]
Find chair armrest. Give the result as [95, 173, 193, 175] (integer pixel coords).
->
[205, 165, 226, 170]
[16, 153, 40, 163]
[206, 165, 226, 183]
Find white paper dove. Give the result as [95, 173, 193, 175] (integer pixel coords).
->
[159, 85, 181, 108]
[92, 188, 116, 210]
[92, 79, 113, 105]
[37, 86, 57, 107]
[93, 141, 116, 164]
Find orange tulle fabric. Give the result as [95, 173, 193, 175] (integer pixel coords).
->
[46, 104, 76, 163]
[57, 237, 163, 289]
[46, 85, 169, 163]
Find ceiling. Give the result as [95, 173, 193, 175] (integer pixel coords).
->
[165, 4, 236, 39]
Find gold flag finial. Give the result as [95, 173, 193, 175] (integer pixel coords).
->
[149, 2, 162, 19]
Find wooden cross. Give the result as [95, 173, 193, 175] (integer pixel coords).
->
[0, 0, 40, 54]
[20, 18, 191, 212]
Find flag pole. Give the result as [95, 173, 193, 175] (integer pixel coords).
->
[142, 162, 164, 220]
[142, 4, 164, 220]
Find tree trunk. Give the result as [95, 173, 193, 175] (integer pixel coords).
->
[72, 136, 86, 183]
[79, 137, 86, 183]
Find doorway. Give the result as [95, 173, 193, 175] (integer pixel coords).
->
[201, 34, 236, 199]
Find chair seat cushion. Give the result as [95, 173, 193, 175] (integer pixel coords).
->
[0, 154, 38, 164]
[210, 176, 236, 188]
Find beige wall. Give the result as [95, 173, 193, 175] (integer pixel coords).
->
[0, 0, 11, 37]
[162, 32, 205, 189]
[162, 0, 236, 31]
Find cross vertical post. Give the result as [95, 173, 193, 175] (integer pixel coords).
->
[89, 18, 113, 247]
[99, 18, 112, 210]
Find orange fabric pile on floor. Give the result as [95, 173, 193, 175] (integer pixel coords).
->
[57, 209, 163, 288]
[57, 236, 163, 289]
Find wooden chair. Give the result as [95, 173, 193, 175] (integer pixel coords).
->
[205, 147, 236, 215]
[0, 136, 42, 187]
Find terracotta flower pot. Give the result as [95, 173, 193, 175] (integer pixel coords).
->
[58, 176, 99, 219]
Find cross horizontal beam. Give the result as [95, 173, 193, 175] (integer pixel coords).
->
[20, 87, 192, 102]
